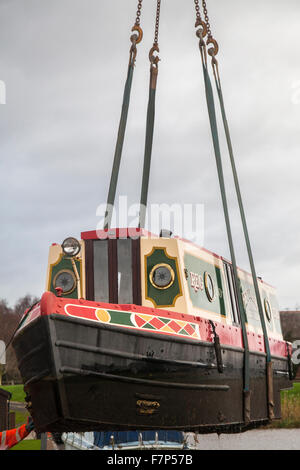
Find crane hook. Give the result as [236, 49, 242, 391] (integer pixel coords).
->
[207, 37, 219, 58]
[131, 24, 143, 45]
[129, 24, 143, 65]
[195, 17, 207, 44]
[149, 43, 160, 68]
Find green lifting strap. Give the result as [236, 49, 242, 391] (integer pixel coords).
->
[104, 17, 143, 230]
[139, 66, 158, 228]
[138, 0, 161, 229]
[213, 65, 274, 420]
[104, 63, 135, 230]
[200, 60, 251, 409]
[213, 68, 272, 363]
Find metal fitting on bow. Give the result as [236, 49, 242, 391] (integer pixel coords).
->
[149, 43, 160, 69]
[195, 18, 207, 66]
[131, 24, 143, 45]
[129, 24, 143, 66]
[195, 17, 207, 45]
[207, 37, 219, 58]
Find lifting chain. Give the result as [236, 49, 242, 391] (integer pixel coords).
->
[149, 0, 161, 72]
[154, 0, 161, 46]
[201, 0, 219, 65]
[202, 0, 212, 39]
[135, 0, 143, 26]
[130, 0, 144, 66]
[194, 0, 207, 38]
[194, 0, 207, 65]
[194, 0, 219, 79]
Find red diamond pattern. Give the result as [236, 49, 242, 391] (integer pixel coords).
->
[135, 315, 147, 328]
[149, 317, 166, 329]
[183, 324, 195, 336]
[167, 320, 182, 333]
[133, 313, 199, 339]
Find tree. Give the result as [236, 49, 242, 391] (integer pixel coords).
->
[0, 295, 39, 384]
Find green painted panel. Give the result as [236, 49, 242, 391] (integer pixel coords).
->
[179, 329, 189, 336]
[109, 310, 133, 327]
[50, 256, 81, 299]
[142, 323, 156, 330]
[184, 252, 226, 316]
[145, 248, 181, 307]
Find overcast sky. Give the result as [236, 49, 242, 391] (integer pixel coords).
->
[0, 0, 299, 309]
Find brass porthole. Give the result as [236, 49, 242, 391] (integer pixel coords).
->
[264, 298, 272, 322]
[149, 263, 175, 290]
[204, 271, 215, 302]
[53, 269, 76, 295]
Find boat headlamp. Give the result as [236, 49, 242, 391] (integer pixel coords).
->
[62, 237, 81, 257]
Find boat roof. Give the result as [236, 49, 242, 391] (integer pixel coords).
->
[80, 228, 275, 290]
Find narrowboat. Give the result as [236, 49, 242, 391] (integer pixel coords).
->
[12, 228, 293, 433]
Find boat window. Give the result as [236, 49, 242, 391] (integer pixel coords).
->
[204, 272, 215, 302]
[224, 262, 240, 325]
[263, 295, 274, 332]
[94, 240, 109, 302]
[264, 299, 272, 323]
[117, 238, 133, 304]
[270, 294, 282, 334]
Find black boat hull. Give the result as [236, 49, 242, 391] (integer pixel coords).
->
[12, 313, 292, 433]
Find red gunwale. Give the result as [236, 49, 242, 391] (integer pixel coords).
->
[20, 292, 290, 359]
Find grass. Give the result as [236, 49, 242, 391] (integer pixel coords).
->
[1, 384, 26, 402]
[269, 382, 300, 429]
[9, 440, 41, 451]
[1, 384, 29, 426]
[14, 410, 29, 426]
[1, 384, 41, 450]
[281, 382, 300, 397]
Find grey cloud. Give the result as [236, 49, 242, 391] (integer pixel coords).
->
[0, 0, 299, 309]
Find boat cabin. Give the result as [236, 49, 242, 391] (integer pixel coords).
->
[46, 228, 283, 342]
